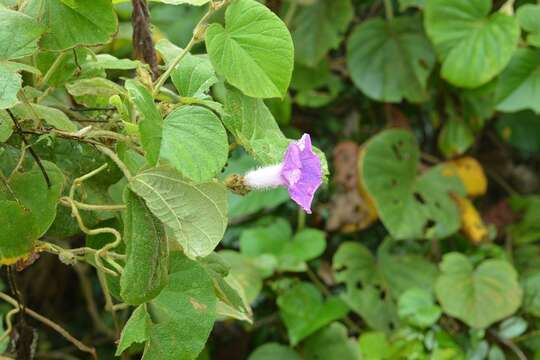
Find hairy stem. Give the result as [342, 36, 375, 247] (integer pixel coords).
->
[383, 0, 394, 20]
[37, 51, 68, 88]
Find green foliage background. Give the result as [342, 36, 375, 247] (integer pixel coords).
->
[0, 0, 539, 359]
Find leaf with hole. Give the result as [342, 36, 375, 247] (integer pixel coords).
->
[361, 129, 465, 239]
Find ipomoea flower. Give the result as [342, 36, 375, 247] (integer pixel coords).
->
[244, 134, 323, 213]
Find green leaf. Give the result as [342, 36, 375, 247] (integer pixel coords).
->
[0, 161, 64, 263]
[142, 253, 216, 360]
[219, 250, 265, 303]
[290, 0, 353, 67]
[361, 129, 465, 239]
[10, 103, 77, 132]
[435, 253, 522, 328]
[125, 79, 163, 166]
[66, 77, 126, 98]
[0, 8, 44, 60]
[496, 111, 540, 154]
[359, 332, 391, 360]
[221, 86, 327, 177]
[496, 48, 540, 113]
[129, 167, 227, 259]
[0, 111, 12, 142]
[0, 63, 22, 109]
[248, 343, 300, 360]
[116, 305, 150, 356]
[121, 190, 169, 305]
[498, 317, 527, 339]
[24, 0, 118, 51]
[156, 39, 217, 98]
[291, 60, 343, 108]
[517, 4, 540, 47]
[438, 118, 474, 158]
[302, 323, 360, 360]
[160, 105, 228, 182]
[277, 282, 349, 345]
[507, 195, 540, 245]
[332, 241, 437, 330]
[206, 0, 294, 98]
[347, 16, 435, 102]
[240, 219, 325, 272]
[397, 288, 441, 328]
[424, 0, 520, 88]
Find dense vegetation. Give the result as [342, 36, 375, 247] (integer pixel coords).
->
[0, 0, 539, 358]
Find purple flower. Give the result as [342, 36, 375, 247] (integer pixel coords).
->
[244, 134, 323, 213]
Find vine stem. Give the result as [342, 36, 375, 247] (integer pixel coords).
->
[0, 292, 97, 359]
[383, 0, 394, 20]
[95, 145, 133, 181]
[151, 2, 222, 97]
[37, 51, 68, 88]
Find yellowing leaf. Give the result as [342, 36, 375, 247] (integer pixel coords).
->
[443, 157, 487, 197]
[454, 195, 488, 244]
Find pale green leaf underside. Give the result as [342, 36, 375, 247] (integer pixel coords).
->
[0, 8, 44, 60]
[129, 167, 227, 258]
[205, 0, 294, 98]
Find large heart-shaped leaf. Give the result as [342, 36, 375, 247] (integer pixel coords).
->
[347, 16, 435, 102]
[290, 0, 353, 67]
[24, 0, 118, 51]
[435, 253, 522, 328]
[0, 161, 64, 263]
[205, 0, 294, 98]
[142, 253, 217, 360]
[125, 79, 163, 166]
[120, 190, 169, 305]
[129, 167, 227, 259]
[496, 48, 540, 113]
[277, 282, 349, 345]
[424, 0, 520, 88]
[160, 105, 228, 182]
[0, 8, 44, 60]
[361, 129, 465, 239]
